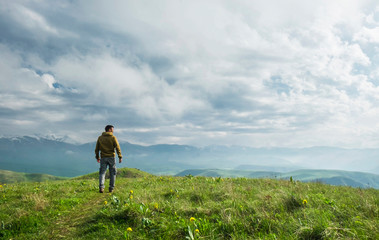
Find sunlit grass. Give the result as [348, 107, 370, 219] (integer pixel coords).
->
[0, 168, 378, 239]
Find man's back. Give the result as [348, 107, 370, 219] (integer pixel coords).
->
[95, 132, 122, 159]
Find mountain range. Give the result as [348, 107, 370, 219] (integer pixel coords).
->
[0, 136, 378, 188]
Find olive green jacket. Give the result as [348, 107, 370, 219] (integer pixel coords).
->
[95, 132, 123, 159]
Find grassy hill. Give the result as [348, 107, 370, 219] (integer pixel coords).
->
[176, 169, 379, 189]
[0, 169, 67, 183]
[0, 168, 378, 239]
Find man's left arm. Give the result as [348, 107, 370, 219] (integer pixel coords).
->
[95, 138, 101, 163]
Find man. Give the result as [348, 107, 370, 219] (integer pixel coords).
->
[95, 125, 123, 193]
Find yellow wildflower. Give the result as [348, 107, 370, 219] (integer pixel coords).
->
[190, 217, 196, 222]
[0, 185, 2, 188]
[130, 195, 133, 200]
[303, 199, 308, 205]
[127, 227, 133, 232]
[154, 203, 159, 209]
[195, 229, 200, 234]
[130, 190, 134, 194]
[104, 201, 108, 205]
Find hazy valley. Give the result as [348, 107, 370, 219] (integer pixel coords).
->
[0, 136, 378, 188]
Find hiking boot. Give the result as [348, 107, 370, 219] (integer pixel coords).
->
[99, 188, 104, 193]
[109, 189, 113, 193]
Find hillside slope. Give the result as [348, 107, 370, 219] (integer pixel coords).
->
[0, 169, 66, 183]
[176, 169, 379, 189]
[75, 167, 152, 180]
[0, 168, 378, 239]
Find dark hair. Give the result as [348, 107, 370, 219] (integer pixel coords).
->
[105, 125, 114, 132]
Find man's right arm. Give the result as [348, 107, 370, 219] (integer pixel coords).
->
[95, 138, 100, 161]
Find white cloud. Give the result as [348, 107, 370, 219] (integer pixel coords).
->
[1, 2, 58, 35]
[1, 0, 379, 148]
[41, 74, 56, 89]
[354, 27, 379, 43]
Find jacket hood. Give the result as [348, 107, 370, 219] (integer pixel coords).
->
[102, 132, 113, 136]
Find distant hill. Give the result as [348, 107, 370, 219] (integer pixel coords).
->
[75, 167, 152, 180]
[279, 169, 379, 188]
[175, 169, 379, 189]
[0, 168, 150, 184]
[176, 169, 279, 178]
[0, 169, 66, 183]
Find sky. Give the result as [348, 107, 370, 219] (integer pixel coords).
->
[1, 0, 379, 148]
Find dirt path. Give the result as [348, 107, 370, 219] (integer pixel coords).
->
[49, 192, 108, 239]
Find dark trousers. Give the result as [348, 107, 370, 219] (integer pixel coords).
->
[99, 157, 117, 190]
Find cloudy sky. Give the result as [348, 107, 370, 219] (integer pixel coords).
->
[1, 0, 379, 148]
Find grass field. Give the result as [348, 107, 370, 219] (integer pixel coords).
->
[0, 168, 378, 239]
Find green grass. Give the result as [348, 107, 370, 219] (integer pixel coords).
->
[0, 168, 378, 239]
